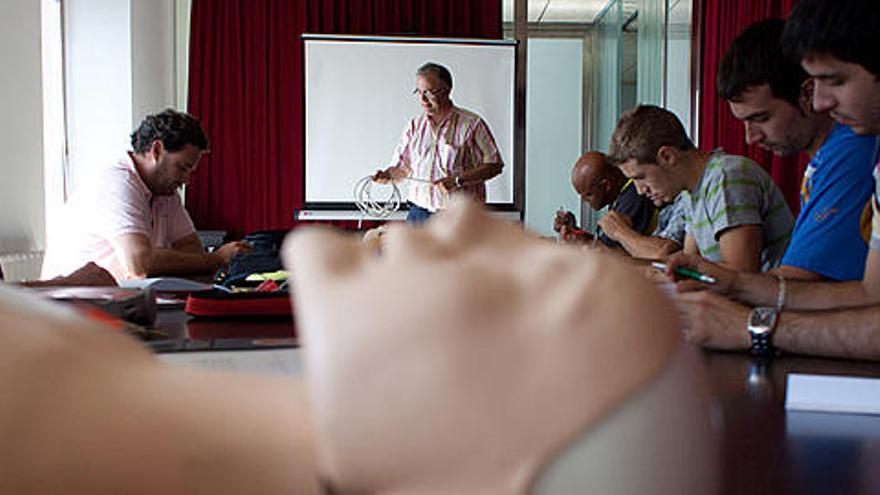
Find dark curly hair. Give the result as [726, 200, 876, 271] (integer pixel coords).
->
[782, 0, 880, 79]
[718, 19, 807, 107]
[130, 109, 210, 154]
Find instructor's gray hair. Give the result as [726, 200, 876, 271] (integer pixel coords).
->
[417, 62, 453, 89]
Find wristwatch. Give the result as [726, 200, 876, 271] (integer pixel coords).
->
[747, 307, 778, 357]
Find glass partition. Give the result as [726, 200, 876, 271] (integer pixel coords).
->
[637, 0, 666, 105]
[591, 0, 622, 153]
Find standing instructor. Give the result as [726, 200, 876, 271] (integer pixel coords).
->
[374, 62, 504, 224]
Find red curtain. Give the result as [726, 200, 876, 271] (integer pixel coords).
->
[698, 0, 803, 212]
[186, 0, 501, 235]
[186, 1, 501, 237]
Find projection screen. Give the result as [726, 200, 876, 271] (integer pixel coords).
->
[303, 35, 517, 211]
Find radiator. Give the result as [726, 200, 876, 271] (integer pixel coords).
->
[0, 251, 45, 282]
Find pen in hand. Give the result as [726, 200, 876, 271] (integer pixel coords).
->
[651, 262, 716, 284]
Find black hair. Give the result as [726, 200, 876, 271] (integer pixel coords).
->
[782, 0, 880, 78]
[416, 62, 453, 89]
[718, 19, 807, 106]
[130, 109, 210, 154]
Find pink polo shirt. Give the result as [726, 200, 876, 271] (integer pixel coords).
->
[42, 155, 196, 282]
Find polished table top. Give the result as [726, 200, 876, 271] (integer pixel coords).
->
[150, 308, 880, 495]
[705, 352, 880, 495]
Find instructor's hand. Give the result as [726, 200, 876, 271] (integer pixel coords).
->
[372, 169, 393, 184]
[433, 176, 459, 194]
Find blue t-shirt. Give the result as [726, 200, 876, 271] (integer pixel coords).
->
[780, 124, 876, 280]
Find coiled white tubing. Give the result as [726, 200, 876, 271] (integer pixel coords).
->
[354, 176, 403, 219]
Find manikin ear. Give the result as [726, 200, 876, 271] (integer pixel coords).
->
[655, 145, 679, 169]
[799, 78, 815, 115]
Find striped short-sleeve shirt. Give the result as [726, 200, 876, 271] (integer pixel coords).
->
[390, 105, 503, 212]
[653, 193, 688, 246]
[682, 151, 794, 271]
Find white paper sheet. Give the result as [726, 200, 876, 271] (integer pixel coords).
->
[158, 348, 302, 377]
[120, 277, 212, 292]
[786, 373, 880, 415]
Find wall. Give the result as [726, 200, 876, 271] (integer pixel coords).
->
[0, 0, 183, 256]
[64, 0, 134, 195]
[132, 0, 177, 124]
[666, 0, 693, 138]
[63, 0, 178, 194]
[0, 0, 46, 252]
[51, 0, 180, 211]
[525, 38, 583, 237]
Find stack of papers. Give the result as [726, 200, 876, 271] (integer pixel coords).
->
[120, 277, 212, 293]
[786, 374, 880, 414]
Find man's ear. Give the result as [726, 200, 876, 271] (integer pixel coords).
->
[148, 140, 165, 162]
[656, 145, 678, 169]
[799, 79, 815, 115]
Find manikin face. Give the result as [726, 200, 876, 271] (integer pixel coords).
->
[802, 53, 880, 135]
[728, 83, 816, 156]
[283, 198, 695, 494]
[618, 154, 682, 206]
[414, 73, 450, 117]
[144, 141, 203, 196]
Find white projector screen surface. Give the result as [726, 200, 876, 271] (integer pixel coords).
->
[304, 36, 516, 207]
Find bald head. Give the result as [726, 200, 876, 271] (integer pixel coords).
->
[571, 152, 624, 210]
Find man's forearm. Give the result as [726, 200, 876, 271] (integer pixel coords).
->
[775, 305, 880, 360]
[733, 274, 874, 310]
[613, 226, 680, 260]
[459, 162, 503, 185]
[145, 248, 224, 277]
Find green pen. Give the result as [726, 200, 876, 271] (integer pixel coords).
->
[651, 262, 717, 285]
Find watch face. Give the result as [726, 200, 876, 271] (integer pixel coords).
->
[749, 308, 776, 334]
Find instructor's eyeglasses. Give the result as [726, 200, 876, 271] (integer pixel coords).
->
[413, 87, 447, 100]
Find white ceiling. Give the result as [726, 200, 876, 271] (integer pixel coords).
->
[502, 0, 612, 24]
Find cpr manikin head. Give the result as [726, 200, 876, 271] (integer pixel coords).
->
[285, 197, 719, 494]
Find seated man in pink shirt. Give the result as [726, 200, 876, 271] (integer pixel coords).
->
[42, 109, 250, 282]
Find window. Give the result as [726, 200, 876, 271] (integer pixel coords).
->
[41, 0, 67, 238]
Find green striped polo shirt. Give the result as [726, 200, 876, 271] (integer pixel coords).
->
[682, 151, 794, 271]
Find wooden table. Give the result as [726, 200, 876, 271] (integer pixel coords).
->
[703, 352, 880, 495]
[150, 308, 880, 494]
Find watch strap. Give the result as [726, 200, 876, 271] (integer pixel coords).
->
[748, 307, 778, 357]
[750, 330, 773, 356]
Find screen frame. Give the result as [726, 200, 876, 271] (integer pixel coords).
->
[300, 34, 522, 215]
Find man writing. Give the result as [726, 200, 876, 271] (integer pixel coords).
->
[556, 151, 684, 259]
[717, 19, 876, 281]
[374, 62, 504, 224]
[42, 109, 251, 282]
[610, 105, 794, 272]
[667, 0, 880, 360]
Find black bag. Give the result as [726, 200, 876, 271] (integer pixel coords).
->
[213, 230, 288, 288]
